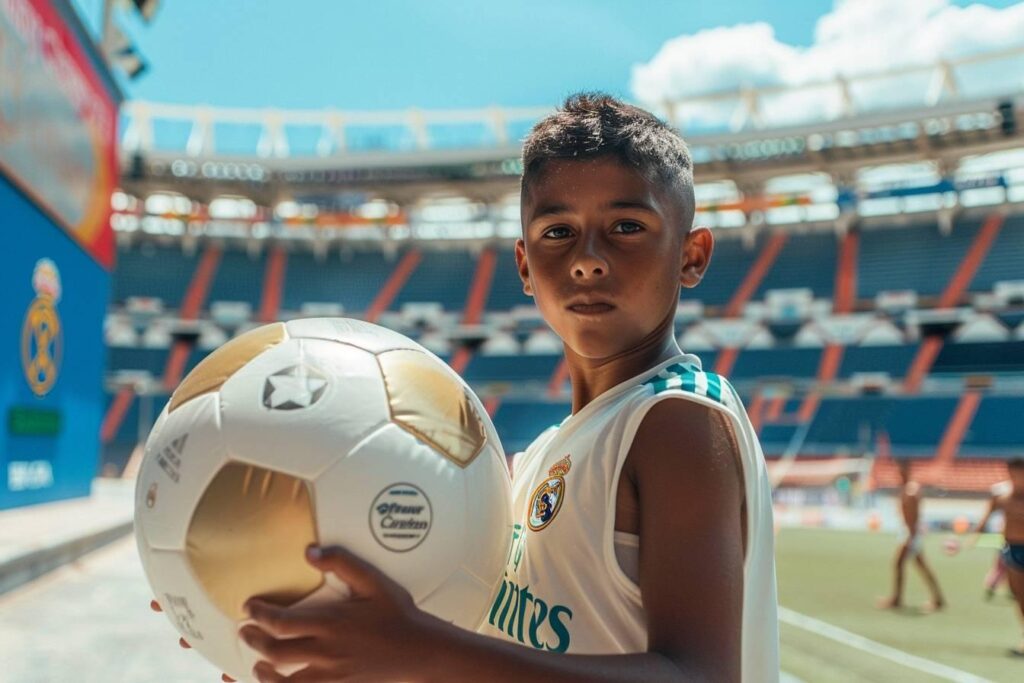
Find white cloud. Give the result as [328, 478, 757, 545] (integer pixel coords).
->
[631, 0, 1024, 131]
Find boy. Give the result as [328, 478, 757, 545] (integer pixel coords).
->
[162, 93, 780, 681]
[970, 459, 1024, 654]
[877, 459, 945, 612]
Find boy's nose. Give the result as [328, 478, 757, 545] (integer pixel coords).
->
[570, 239, 608, 279]
[571, 256, 606, 279]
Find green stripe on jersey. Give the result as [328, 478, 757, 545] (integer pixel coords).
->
[705, 372, 722, 403]
[644, 363, 730, 408]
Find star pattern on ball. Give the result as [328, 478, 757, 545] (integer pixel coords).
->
[262, 364, 328, 410]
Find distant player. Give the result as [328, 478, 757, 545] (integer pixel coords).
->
[971, 478, 1013, 600]
[878, 459, 946, 612]
[972, 460, 1024, 655]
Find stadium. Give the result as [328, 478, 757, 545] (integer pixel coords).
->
[3, 0, 1024, 681]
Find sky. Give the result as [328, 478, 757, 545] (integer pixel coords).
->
[70, 0, 1024, 112]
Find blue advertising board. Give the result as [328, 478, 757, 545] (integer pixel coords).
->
[0, 174, 109, 508]
[0, 0, 120, 509]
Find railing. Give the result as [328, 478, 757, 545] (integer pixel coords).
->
[120, 46, 1024, 159]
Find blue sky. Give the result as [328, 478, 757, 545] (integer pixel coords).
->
[71, 0, 1022, 110]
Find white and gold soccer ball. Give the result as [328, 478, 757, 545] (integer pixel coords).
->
[134, 318, 513, 681]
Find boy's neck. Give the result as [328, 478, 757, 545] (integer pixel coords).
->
[565, 323, 682, 414]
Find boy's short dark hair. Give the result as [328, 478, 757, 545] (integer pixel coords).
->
[521, 92, 695, 228]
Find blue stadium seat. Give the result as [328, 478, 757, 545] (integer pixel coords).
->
[960, 395, 1024, 458]
[113, 244, 198, 308]
[838, 345, 917, 378]
[932, 340, 1024, 374]
[756, 232, 837, 299]
[391, 250, 477, 312]
[688, 234, 765, 307]
[731, 347, 822, 380]
[802, 397, 958, 456]
[491, 400, 571, 454]
[760, 424, 799, 456]
[282, 250, 392, 314]
[106, 347, 167, 376]
[973, 214, 1024, 292]
[857, 220, 983, 299]
[208, 250, 266, 308]
[462, 354, 560, 384]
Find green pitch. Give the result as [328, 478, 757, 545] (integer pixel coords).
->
[777, 527, 1023, 682]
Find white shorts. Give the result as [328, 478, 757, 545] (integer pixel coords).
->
[899, 530, 923, 556]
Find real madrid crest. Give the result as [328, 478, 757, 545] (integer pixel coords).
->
[21, 259, 63, 397]
[527, 454, 572, 532]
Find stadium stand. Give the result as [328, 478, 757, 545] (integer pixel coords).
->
[103, 208, 1024, 489]
[486, 247, 533, 311]
[490, 399, 571, 454]
[112, 243, 198, 308]
[800, 397, 959, 457]
[971, 213, 1024, 293]
[959, 395, 1024, 458]
[931, 340, 1024, 374]
[755, 231, 838, 300]
[730, 347, 824, 380]
[699, 232, 767, 308]
[837, 345, 918, 378]
[209, 249, 266, 310]
[857, 222, 968, 299]
[391, 250, 477, 312]
[282, 249, 392, 315]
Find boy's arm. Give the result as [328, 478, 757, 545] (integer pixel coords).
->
[968, 496, 1001, 548]
[243, 398, 745, 683]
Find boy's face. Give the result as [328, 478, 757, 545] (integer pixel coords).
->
[516, 156, 712, 360]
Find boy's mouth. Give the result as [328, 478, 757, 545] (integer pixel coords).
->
[567, 301, 615, 315]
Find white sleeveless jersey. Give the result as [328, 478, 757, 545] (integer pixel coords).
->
[478, 354, 779, 681]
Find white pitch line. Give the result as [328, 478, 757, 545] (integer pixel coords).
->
[778, 607, 992, 683]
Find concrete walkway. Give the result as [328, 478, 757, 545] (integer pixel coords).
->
[0, 478, 135, 595]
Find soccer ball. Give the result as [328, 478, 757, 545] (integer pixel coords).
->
[134, 318, 513, 681]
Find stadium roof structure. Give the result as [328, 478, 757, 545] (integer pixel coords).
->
[120, 47, 1024, 202]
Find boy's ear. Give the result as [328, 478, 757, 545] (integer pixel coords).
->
[680, 227, 713, 288]
[514, 239, 533, 296]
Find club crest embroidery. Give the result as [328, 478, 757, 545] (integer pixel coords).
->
[527, 455, 572, 532]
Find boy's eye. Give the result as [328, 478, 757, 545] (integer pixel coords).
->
[542, 226, 573, 239]
[613, 221, 644, 234]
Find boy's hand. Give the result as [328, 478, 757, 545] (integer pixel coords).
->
[242, 545, 441, 683]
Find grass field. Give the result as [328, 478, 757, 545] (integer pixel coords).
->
[777, 527, 1024, 682]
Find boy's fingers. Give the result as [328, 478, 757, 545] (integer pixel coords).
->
[150, 599, 162, 612]
[239, 626, 327, 665]
[305, 545, 385, 598]
[179, 637, 191, 649]
[253, 663, 323, 683]
[244, 600, 332, 638]
[252, 661, 286, 683]
[221, 675, 236, 682]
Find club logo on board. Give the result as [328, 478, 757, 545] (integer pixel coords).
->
[21, 259, 63, 397]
